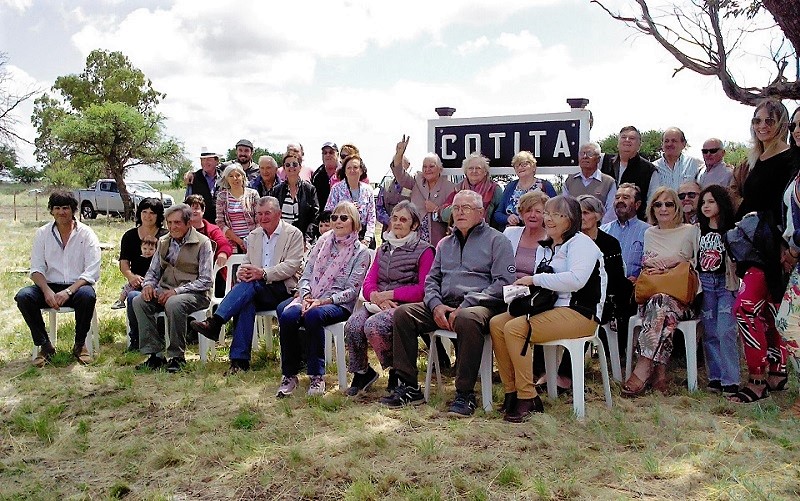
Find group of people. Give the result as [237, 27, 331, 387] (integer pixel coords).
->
[15, 97, 800, 420]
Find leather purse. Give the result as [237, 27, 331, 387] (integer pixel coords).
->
[634, 261, 699, 305]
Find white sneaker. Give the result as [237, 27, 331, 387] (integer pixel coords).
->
[307, 375, 325, 396]
[111, 299, 126, 310]
[276, 375, 298, 398]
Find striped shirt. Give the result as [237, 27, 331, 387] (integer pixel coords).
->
[225, 193, 251, 240]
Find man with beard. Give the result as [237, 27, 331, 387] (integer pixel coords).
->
[678, 181, 702, 225]
[184, 139, 260, 191]
[600, 183, 651, 360]
[601, 126, 658, 220]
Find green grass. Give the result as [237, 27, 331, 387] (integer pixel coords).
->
[1, 212, 800, 499]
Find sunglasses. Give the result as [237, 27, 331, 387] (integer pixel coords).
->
[700, 148, 720, 154]
[653, 201, 676, 208]
[789, 122, 800, 132]
[283, 161, 300, 168]
[390, 215, 410, 223]
[330, 214, 350, 222]
[677, 192, 698, 200]
[751, 117, 777, 127]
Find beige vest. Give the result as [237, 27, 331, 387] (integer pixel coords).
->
[564, 171, 615, 203]
[157, 226, 210, 296]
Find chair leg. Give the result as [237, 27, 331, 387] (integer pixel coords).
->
[480, 336, 493, 412]
[89, 308, 100, 355]
[264, 316, 274, 352]
[424, 334, 435, 402]
[324, 329, 332, 366]
[681, 323, 699, 391]
[334, 326, 347, 390]
[626, 316, 640, 380]
[542, 345, 559, 400]
[567, 342, 586, 419]
[604, 325, 622, 382]
[199, 336, 213, 363]
[593, 337, 613, 409]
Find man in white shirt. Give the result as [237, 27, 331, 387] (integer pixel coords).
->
[653, 127, 702, 191]
[191, 196, 304, 375]
[15, 190, 101, 367]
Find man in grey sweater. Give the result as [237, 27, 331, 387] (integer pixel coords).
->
[382, 190, 515, 416]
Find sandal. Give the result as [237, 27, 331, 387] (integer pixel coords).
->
[727, 378, 770, 404]
[651, 365, 670, 394]
[767, 371, 788, 392]
[621, 373, 651, 398]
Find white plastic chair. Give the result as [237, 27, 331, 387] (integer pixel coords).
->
[157, 309, 210, 360]
[253, 310, 277, 352]
[626, 315, 701, 391]
[198, 256, 245, 361]
[424, 329, 494, 412]
[536, 325, 613, 419]
[33, 306, 100, 360]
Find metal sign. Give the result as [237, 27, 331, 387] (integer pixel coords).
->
[428, 110, 590, 175]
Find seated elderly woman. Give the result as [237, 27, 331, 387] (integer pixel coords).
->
[344, 201, 434, 396]
[489, 195, 605, 422]
[276, 201, 372, 397]
[216, 163, 260, 253]
[538, 194, 628, 392]
[621, 187, 699, 397]
[441, 152, 503, 227]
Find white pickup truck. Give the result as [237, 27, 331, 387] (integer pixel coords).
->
[74, 179, 174, 219]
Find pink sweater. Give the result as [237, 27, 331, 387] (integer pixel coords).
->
[362, 247, 434, 303]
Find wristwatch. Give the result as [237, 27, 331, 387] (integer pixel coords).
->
[65, 288, 73, 296]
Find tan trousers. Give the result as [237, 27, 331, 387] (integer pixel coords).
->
[489, 308, 598, 399]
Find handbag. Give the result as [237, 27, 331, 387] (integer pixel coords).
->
[508, 256, 557, 318]
[634, 261, 699, 305]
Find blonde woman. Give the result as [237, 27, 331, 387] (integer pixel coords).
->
[494, 151, 557, 230]
[216, 163, 259, 252]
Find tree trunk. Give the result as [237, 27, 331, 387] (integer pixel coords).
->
[110, 168, 135, 220]
[763, 1, 800, 55]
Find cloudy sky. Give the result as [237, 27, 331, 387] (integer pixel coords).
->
[1, 0, 795, 181]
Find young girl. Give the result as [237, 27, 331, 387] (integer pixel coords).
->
[696, 185, 740, 396]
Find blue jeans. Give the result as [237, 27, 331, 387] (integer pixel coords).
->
[15, 283, 96, 347]
[126, 290, 142, 347]
[214, 280, 289, 361]
[277, 297, 348, 376]
[699, 272, 740, 386]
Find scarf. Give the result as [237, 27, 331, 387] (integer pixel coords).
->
[383, 230, 418, 253]
[310, 230, 359, 298]
[444, 178, 498, 222]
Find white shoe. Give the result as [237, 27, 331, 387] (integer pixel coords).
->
[111, 299, 126, 310]
[276, 375, 298, 398]
[307, 375, 325, 396]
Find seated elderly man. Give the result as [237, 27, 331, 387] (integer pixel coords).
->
[15, 190, 101, 367]
[382, 190, 515, 416]
[191, 196, 304, 374]
[134, 204, 213, 373]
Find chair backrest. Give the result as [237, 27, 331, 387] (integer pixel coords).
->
[222, 254, 247, 296]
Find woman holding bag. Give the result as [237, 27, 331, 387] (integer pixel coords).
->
[488, 195, 604, 422]
[622, 187, 699, 397]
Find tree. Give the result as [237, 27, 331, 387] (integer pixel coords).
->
[0, 52, 38, 146]
[0, 144, 15, 172]
[592, 0, 800, 106]
[32, 49, 184, 218]
[723, 140, 749, 166]
[597, 129, 665, 161]
[9, 164, 44, 184]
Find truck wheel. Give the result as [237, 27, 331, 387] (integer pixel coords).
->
[81, 202, 97, 219]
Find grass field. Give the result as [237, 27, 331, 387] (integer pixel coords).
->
[0, 186, 799, 500]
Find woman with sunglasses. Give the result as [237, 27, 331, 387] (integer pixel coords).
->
[270, 152, 319, 242]
[489, 195, 605, 421]
[343, 201, 434, 396]
[727, 99, 799, 403]
[622, 187, 699, 397]
[325, 154, 377, 248]
[275, 201, 371, 398]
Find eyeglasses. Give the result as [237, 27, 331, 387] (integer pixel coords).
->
[677, 192, 698, 200]
[789, 122, 800, 132]
[330, 214, 350, 222]
[652, 201, 676, 208]
[543, 211, 568, 219]
[390, 215, 410, 223]
[451, 205, 477, 213]
[322, 149, 336, 155]
[619, 134, 639, 141]
[284, 161, 300, 168]
[700, 148, 721, 154]
[579, 152, 598, 158]
[751, 117, 777, 127]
